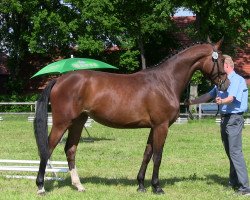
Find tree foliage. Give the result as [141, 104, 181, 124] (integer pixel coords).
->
[0, 0, 249, 93]
[174, 0, 250, 46]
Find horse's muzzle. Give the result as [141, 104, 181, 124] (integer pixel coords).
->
[217, 79, 230, 91]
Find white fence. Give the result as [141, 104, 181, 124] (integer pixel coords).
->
[216, 117, 250, 125]
[0, 102, 93, 180]
[27, 115, 93, 127]
[0, 159, 68, 180]
[0, 102, 36, 115]
[0, 102, 249, 121]
[0, 102, 93, 127]
[0, 102, 221, 117]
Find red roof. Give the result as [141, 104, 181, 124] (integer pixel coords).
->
[172, 16, 196, 28]
[172, 16, 196, 46]
[234, 44, 250, 78]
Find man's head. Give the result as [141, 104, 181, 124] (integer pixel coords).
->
[223, 54, 234, 74]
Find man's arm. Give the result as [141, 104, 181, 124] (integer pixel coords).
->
[189, 93, 213, 105]
[215, 96, 234, 105]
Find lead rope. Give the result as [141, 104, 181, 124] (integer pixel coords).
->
[215, 88, 219, 117]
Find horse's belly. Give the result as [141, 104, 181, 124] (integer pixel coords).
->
[88, 110, 152, 129]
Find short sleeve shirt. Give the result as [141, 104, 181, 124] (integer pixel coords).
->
[208, 71, 248, 114]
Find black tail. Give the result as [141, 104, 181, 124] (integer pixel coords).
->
[34, 79, 56, 160]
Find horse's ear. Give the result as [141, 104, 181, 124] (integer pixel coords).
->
[207, 36, 212, 44]
[214, 36, 224, 50]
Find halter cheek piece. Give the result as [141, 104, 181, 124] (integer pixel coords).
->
[209, 48, 227, 89]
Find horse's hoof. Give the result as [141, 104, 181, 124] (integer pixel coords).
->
[152, 187, 165, 195]
[72, 183, 86, 192]
[137, 187, 147, 193]
[77, 186, 85, 192]
[37, 187, 46, 195]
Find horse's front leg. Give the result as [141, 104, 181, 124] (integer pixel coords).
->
[137, 129, 153, 192]
[151, 123, 168, 194]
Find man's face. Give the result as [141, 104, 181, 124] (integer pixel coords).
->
[223, 61, 230, 74]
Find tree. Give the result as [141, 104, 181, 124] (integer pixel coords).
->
[173, 0, 250, 46]
[1, 0, 248, 93]
[64, 0, 175, 71]
[28, 1, 79, 55]
[0, 0, 78, 92]
[0, 1, 32, 75]
[113, 0, 174, 69]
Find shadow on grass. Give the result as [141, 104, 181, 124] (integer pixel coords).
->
[205, 174, 228, 187]
[45, 173, 228, 192]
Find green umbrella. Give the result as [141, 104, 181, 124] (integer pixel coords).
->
[31, 58, 118, 78]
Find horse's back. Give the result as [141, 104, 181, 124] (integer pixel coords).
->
[50, 70, 151, 127]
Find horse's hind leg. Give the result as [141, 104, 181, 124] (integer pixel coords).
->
[137, 129, 153, 192]
[65, 114, 87, 192]
[36, 123, 69, 194]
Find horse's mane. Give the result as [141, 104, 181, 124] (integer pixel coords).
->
[147, 41, 209, 70]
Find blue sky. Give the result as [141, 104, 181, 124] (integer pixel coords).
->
[174, 7, 195, 16]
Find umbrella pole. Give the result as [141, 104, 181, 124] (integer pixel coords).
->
[82, 127, 94, 142]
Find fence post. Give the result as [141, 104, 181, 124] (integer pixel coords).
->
[198, 104, 202, 119]
[35, 101, 37, 113]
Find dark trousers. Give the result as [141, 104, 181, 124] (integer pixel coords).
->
[221, 114, 249, 188]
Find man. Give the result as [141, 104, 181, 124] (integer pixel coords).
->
[186, 55, 250, 195]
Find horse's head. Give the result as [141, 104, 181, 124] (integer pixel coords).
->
[201, 38, 230, 91]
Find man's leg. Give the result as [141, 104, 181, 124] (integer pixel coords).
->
[227, 115, 249, 188]
[221, 116, 239, 187]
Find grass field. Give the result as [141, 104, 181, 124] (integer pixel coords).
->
[0, 115, 250, 200]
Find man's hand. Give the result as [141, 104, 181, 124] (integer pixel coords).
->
[215, 96, 234, 105]
[215, 97, 223, 105]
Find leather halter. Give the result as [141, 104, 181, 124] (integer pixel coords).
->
[208, 47, 227, 90]
[186, 46, 227, 119]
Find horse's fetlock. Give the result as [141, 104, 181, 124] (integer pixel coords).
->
[151, 179, 159, 188]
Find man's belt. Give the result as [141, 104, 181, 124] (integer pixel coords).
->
[221, 112, 244, 117]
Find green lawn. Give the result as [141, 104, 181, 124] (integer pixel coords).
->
[0, 115, 250, 200]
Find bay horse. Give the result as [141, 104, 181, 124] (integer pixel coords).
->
[34, 38, 229, 195]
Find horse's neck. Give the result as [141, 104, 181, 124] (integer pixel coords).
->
[160, 46, 209, 99]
